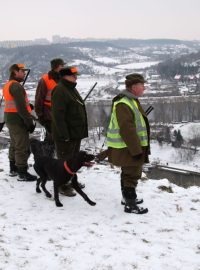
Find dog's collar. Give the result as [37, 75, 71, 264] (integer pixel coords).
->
[64, 161, 75, 175]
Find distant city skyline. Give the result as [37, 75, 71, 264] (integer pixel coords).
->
[0, 0, 200, 41]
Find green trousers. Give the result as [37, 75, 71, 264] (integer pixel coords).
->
[121, 166, 142, 188]
[6, 123, 30, 168]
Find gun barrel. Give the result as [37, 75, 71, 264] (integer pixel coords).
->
[22, 69, 30, 86]
[84, 82, 97, 101]
[145, 106, 154, 115]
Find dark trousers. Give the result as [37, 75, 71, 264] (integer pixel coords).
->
[42, 120, 53, 143]
[55, 139, 81, 190]
[55, 139, 81, 161]
[6, 123, 30, 168]
[41, 121, 55, 157]
[121, 166, 142, 189]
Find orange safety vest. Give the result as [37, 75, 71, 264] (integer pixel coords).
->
[3, 80, 31, 113]
[42, 74, 57, 107]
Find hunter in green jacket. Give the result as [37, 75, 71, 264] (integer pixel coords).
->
[51, 73, 88, 143]
[51, 66, 88, 196]
[107, 73, 150, 214]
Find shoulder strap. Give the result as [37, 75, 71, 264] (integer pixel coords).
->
[0, 95, 4, 107]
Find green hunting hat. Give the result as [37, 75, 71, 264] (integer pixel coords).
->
[125, 73, 146, 84]
[50, 58, 66, 70]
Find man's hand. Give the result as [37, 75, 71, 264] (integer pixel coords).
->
[29, 103, 34, 110]
[133, 153, 143, 160]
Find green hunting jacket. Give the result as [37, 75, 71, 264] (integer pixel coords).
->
[51, 79, 88, 142]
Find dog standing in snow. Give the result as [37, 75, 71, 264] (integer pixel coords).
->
[30, 139, 96, 207]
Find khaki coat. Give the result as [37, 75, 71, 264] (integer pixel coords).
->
[108, 98, 150, 167]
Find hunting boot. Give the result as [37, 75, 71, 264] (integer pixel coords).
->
[59, 184, 76, 197]
[121, 180, 143, 205]
[123, 187, 148, 214]
[9, 161, 18, 177]
[17, 166, 37, 182]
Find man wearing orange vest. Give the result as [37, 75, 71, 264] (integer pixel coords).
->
[35, 59, 81, 197]
[35, 58, 66, 143]
[3, 64, 37, 181]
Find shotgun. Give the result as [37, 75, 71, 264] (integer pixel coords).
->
[145, 105, 154, 115]
[84, 82, 97, 101]
[22, 69, 30, 86]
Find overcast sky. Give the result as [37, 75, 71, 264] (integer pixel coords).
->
[1, 0, 199, 41]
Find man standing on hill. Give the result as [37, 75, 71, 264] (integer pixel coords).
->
[106, 73, 150, 214]
[51, 66, 88, 196]
[35, 58, 66, 146]
[3, 64, 37, 181]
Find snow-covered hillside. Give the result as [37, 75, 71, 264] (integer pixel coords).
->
[0, 147, 199, 270]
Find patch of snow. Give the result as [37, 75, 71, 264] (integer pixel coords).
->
[0, 145, 199, 269]
[116, 61, 160, 70]
[94, 57, 119, 64]
[92, 65, 123, 75]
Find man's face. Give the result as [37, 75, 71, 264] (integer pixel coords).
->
[56, 64, 65, 72]
[14, 69, 26, 80]
[131, 83, 145, 97]
[64, 74, 77, 83]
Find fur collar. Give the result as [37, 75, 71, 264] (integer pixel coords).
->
[120, 89, 138, 100]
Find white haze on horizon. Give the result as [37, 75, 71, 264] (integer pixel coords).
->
[0, 0, 200, 41]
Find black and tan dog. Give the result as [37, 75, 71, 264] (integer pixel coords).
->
[30, 139, 96, 207]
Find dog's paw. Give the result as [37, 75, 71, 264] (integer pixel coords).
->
[36, 188, 41, 193]
[46, 193, 52, 198]
[56, 201, 63, 207]
[89, 201, 96, 206]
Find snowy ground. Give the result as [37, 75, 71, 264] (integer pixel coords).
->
[0, 147, 200, 270]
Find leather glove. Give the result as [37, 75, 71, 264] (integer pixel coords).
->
[96, 149, 108, 162]
[133, 153, 143, 160]
[29, 103, 34, 110]
[28, 122, 36, 134]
